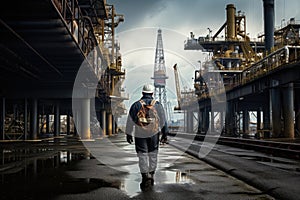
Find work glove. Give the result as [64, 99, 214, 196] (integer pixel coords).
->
[126, 134, 133, 144]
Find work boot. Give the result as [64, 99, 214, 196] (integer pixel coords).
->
[149, 171, 155, 186]
[140, 173, 152, 191]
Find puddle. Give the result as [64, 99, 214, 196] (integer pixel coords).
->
[121, 170, 196, 197]
[0, 146, 104, 200]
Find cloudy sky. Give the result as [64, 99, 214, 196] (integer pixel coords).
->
[108, 0, 300, 119]
[110, 0, 299, 36]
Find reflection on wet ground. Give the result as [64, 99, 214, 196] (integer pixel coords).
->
[0, 135, 275, 200]
[212, 143, 300, 172]
[0, 137, 93, 199]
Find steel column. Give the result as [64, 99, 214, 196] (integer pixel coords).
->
[197, 110, 202, 134]
[220, 111, 224, 132]
[210, 111, 215, 132]
[112, 115, 115, 135]
[257, 108, 262, 131]
[101, 109, 106, 136]
[1, 97, 5, 140]
[282, 83, 294, 138]
[263, 92, 271, 138]
[74, 110, 80, 136]
[46, 114, 50, 134]
[107, 112, 113, 136]
[30, 99, 38, 140]
[271, 87, 281, 137]
[186, 111, 194, 133]
[225, 101, 234, 135]
[81, 98, 91, 139]
[243, 109, 249, 134]
[24, 98, 28, 140]
[201, 109, 206, 133]
[54, 103, 60, 137]
[200, 109, 207, 133]
[204, 108, 210, 133]
[67, 111, 70, 135]
[296, 89, 300, 136]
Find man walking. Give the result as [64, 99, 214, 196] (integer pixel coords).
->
[126, 84, 168, 190]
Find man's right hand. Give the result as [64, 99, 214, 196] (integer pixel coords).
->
[126, 134, 133, 144]
[160, 134, 168, 144]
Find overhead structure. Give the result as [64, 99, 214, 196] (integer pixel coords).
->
[184, 1, 300, 139]
[0, 0, 127, 140]
[152, 29, 168, 116]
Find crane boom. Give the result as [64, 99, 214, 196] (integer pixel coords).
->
[173, 63, 181, 110]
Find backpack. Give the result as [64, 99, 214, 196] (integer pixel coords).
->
[136, 99, 160, 133]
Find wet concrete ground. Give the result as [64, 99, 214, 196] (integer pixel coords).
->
[0, 134, 274, 200]
[171, 136, 300, 200]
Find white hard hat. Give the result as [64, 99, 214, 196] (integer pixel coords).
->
[142, 84, 154, 94]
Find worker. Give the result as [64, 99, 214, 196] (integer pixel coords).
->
[125, 84, 168, 191]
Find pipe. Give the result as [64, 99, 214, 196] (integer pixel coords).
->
[226, 4, 236, 41]
[263, 0, 275, 52]
[225, 50, 233, 57]
[284, 46, 289, 63]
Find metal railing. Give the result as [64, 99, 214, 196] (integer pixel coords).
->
[53, 0, 98, 56]
[240, 45, 300, 85]
[195, 45, 300, 101]
[52, 0, 110, 89]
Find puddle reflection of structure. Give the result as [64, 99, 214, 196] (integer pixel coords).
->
[175, 170, 191, 183]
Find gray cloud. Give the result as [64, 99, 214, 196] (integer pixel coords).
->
[109, 0, 300, 111]
[110, 0, 299, 38]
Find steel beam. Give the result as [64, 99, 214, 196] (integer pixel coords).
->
[282, 83, 294, 138]
[226, 66, 300, 102]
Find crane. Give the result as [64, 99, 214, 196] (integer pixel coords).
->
[173, 63, 181, 110]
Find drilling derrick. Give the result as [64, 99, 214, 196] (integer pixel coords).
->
[152, 29, 168, 116]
